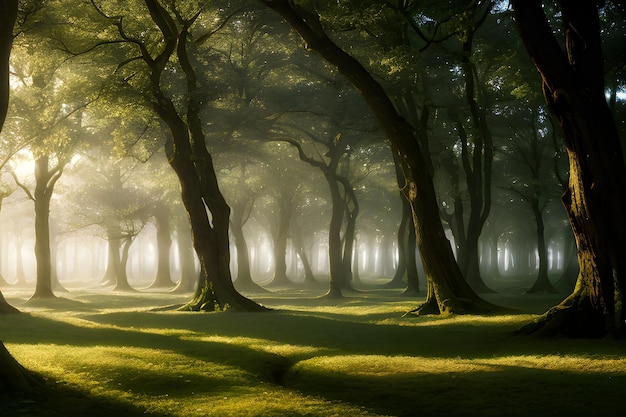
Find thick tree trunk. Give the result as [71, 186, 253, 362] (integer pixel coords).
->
[513, 0, 626, 336]
[113, 237, 135, 291]
[261, 1, 498, 314]
[0, 341, 40, 394]
[143, 0, 264, 311]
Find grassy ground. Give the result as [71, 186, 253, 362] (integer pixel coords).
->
[0, 287, 624, 416]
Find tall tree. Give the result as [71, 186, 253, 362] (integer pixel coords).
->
[261, 0, 499, 314]
[512, 0, 626, 336]
[83, 0, 265, 311]
[0, 0, 40, 395]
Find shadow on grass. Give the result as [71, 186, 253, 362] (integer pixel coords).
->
[1, 294, 625, 417]
[284, 360, 626, 417]
[0, 382, 170, 417]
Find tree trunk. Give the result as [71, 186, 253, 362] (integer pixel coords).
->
[266, 199, 292, 286]
[325, 172, 345, 298]
[100, 236, 119, 287]
[171, 218, 197, 293]
[527, 197, 558, 294]
[0, 341, 40, 394]
[231, 199, 266, 292]
[143, 0, 264, 312]
[113, 237, 135, 291]
[513, 0, 626, 336]
[31, 156, 58, 299]
[261, 1, 499, 314]
[0, 0, 38, 392]
[292, 230, 317, 285]
[149, 204, 174, 288]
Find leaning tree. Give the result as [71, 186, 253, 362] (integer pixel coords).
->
[260, 0, 502, 315]
[512, 0, 626, 337]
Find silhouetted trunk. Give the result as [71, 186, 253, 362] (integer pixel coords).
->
[0, 341, 40, 393]
[31, 156, 62, 299]
[267, 198, 292, 286]
[527, 197, 558, 294]
[149, 204, 174, 288]
[514, 0, 626, 336]
[340, 178, 358, 290]
[325, 172, 344, 298]
[263, 1, 498, 314]
[0, 0, 37, 392]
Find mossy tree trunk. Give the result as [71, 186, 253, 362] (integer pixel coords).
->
[513, 0, 626, 336]
[262, 0, 498, 314]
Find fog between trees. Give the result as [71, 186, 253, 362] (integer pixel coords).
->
[0, 1, 624, 334]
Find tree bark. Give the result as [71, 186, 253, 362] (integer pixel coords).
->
[262, 0, 498, 314]
[526, 196, 558, 294]
[149, 203, 175, 288]
[141, 0, 264, 311]
[31, 156, 62, 299]
[513, 0, 626, 336]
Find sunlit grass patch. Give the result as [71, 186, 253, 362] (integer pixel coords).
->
[2, 290, 625, 417]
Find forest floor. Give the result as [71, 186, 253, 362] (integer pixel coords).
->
[0, 284, 624, 416]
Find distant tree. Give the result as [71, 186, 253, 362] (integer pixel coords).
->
[499, 107, 560, 294]
[512, 0, 626, 336]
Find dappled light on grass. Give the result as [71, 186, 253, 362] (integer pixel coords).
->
[1, 290, 625, 416]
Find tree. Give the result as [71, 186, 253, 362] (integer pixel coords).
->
[260, 0, 500, 314]
[512, 0, 626, 337]
[0, 0, 40, 396]
[0, 0, 20, 314]
[68, 0, 267, 311]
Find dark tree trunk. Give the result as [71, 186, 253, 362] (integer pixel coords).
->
[340, 177, 358, 290]
[325, 172, 345, 298]
[142, 0, 264, 311]
[262, 1, 499, 314]
[513, 0, 626, 336]
[527, 197, 558, 294]
[0, 341, 40, 394]
[0, 0, 38, 392]
[149, 204, 174, 288]
[266, 198, 292, 286]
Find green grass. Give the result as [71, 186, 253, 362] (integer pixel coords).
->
[1, 288, 625, 416]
